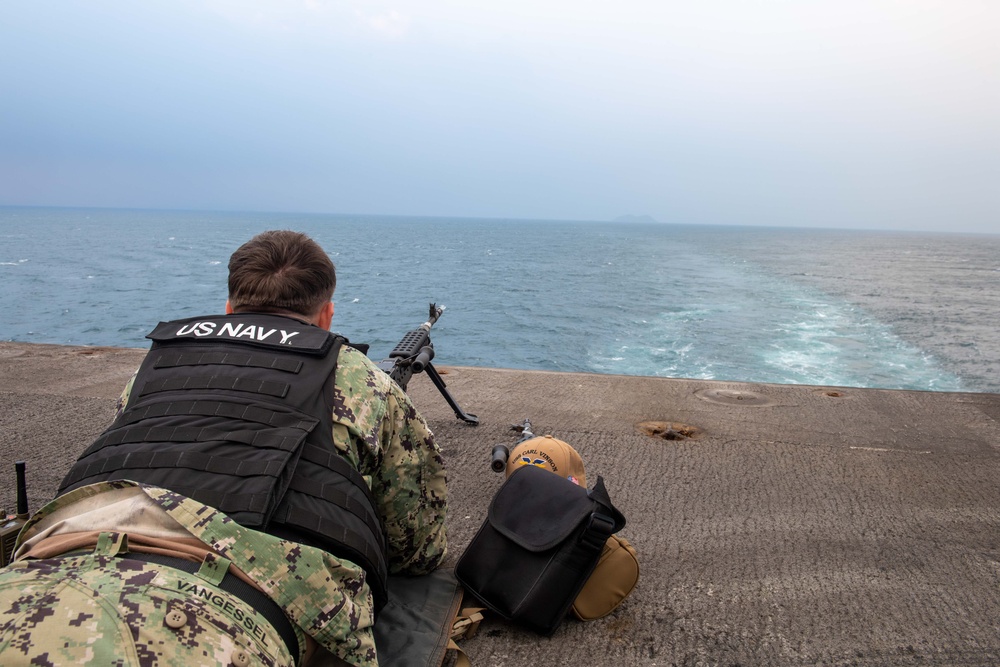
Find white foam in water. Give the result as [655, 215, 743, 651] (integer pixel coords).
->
[771, 294, 961, 390]
[1, 208, 994, 392]
[591, 256, 966, 391]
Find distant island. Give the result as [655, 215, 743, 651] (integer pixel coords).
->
[613, 214, 660, 224]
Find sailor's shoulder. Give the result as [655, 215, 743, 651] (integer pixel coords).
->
[335, 344, 392, 392]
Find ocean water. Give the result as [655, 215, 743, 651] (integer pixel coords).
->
[2, 206, 998, 393]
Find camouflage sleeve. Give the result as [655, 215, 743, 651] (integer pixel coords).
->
[331, 347, 448, 576]
[115, 369, 138, 419]
[373, 382, 448, 575]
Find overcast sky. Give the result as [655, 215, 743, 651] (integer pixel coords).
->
[1, 1, 997, 232]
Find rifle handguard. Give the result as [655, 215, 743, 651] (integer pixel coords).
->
[388, 328, 431, 360]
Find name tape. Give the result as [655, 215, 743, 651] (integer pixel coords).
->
[176, 580, 272, 646]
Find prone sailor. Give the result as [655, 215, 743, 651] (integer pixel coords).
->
[0, 230, 449, 666]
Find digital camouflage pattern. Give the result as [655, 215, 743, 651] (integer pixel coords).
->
[0, 343, 447, 666]
[329, 346, 448, 576]
[0, 527, 297, 667]
[0, 481, 373, 665]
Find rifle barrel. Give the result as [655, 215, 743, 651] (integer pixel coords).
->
[425, 303, 444, 328]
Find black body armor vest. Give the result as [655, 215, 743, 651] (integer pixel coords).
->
[59, 313, 389, 610]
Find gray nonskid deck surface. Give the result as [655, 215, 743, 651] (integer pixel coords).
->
[2, 342, 999, 666]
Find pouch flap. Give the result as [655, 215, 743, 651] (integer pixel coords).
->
[488, 465, 598, 551]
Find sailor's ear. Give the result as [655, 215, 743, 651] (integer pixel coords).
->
[225, 299, 234, 314]
[316, 301, 334, 330]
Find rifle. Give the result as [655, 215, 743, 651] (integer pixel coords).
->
[490, 418, 535, 472]
[376, 303, 479, 425]
[1, 461, 30, 566]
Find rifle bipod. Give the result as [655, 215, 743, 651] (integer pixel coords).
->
[422, 362, 479, 425]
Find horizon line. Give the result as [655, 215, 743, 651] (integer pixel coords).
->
[1, 203, 996, 237]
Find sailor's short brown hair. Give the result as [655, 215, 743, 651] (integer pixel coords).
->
[227, 230, 335, 317]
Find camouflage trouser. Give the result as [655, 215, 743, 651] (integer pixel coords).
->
[0, 532, 296, 667]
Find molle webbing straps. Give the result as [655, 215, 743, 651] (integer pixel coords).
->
[91, 424, 307, 451]
[140, 374, 291, 399]
[285, 476, 384, 546]
[67, 414, 314, 485]
[74, 399, 319, 459]
[154, 350, 304, 374]
[118, 400, 318, 430]
[299, 442, 380, 513]
[61, 448, 290, 491]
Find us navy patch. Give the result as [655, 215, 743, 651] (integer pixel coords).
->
[147, 314, 337, 355]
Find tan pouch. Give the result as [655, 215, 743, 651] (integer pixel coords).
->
[570, 535, 639, 621]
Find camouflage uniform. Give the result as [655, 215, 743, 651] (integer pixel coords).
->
[0, 345, 447, 666]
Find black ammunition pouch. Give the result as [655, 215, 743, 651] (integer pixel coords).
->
[455, 465, 625, 635]
[59, 313, 390, 610]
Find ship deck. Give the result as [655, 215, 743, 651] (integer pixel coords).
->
[2, 342, 999, 665]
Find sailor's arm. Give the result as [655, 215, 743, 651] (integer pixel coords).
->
[372, 384, 448, 576]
